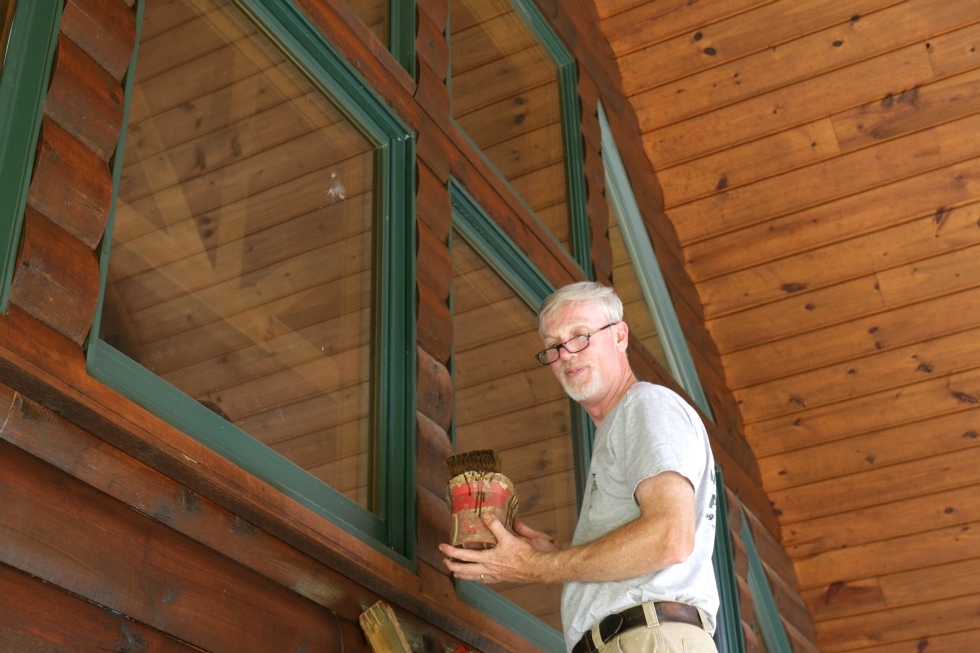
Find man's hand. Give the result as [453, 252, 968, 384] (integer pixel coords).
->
[439, 513, 555, 584]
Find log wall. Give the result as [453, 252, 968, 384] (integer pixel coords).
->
[0, 0, 815, 650]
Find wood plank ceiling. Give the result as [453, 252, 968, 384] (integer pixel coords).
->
[592, 0, 980, 651]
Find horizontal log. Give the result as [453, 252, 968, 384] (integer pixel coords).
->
[671, 110, 980, 245]
[632, 0, 971, 131]
[760, 409, 980, 492]
[417, 410, 453, 499]
[684, 156, 980, 284]
[657, 119, 841, 209]
[747, 365, 980, 457]
[738, 321, 980, 427]
[416, 7, 448, 83]
[804, 556, 980, 622]
[45, 33, 124, 161]
[417, 344, 454, 431]
[61, 0, 137, 81]
[700, 198, 980, 323]
[0, 439, 349, 651]
[621, 0, 903, 97]
[598, 0, 775, 55]
[646, 44, 933, 171]
[769, 447, 980, 532]
[415, 55, 451, 125]
[815, 593, 980, 652]
[9, 208, 100, 345]
[417, 280, 453, 365]
[0, 560, 201, 652]
[27, 117, 112, 248]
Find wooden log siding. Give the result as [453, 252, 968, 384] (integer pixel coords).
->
[597, 0, 980, 649]
[0, 0, 807, 650]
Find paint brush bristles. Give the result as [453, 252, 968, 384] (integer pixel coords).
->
[446, 449, 501, 477]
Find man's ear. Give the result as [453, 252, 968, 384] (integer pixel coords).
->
[616, 321, 629, 350]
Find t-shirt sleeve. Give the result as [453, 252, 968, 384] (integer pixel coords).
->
[616, 385, 706, 497]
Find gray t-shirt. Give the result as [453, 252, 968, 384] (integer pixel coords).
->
[560, 382, 719, 652]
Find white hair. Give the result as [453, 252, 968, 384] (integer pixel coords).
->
[538, 281, 623, 337]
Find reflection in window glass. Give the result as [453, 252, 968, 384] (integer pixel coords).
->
[100, 0, 377, 511]
[607, 200, 669, 369]
[345, 0, 386, 45]
[452, 231, 575, 630]
[0, 0, 16, 74]
[449, 0, 569, 247]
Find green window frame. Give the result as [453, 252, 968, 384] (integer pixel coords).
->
[597, 101, 712, 419]
[712, 465, 745, 653]
[742, 506, 794, 652]
[0, 0, 61, 311]
[450, 177, 591, 652]
[86, 0, 417, 564]
[448, 0, 591, 276]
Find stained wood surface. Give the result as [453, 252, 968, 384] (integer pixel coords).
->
[596, 0, 980, 650]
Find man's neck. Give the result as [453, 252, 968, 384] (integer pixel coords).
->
[583, 367, 637, 427]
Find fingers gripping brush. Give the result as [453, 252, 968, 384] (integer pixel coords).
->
[446, 449, 519, 549]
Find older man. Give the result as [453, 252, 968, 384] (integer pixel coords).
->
[440, 281, 719, 653]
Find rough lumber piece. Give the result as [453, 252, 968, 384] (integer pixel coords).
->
[360, 601, 413, 653]
[27, 117, 112, 248]
[61, 0, 137, 81]
[45, 33, 124, 162]
[9, 208, 100, 345]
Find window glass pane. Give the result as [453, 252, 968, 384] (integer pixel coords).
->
[345, 0, 386, 45]
[100, 0, 377, 511]
[449, 0, 569, 247]
[452, 231, 574, 630]
[607, 199, 669, 369]
[0, 0, 15, 74]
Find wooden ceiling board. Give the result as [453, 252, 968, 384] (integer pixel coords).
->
[595, 0, 980, 649]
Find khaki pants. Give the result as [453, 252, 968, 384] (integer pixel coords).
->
[587, 603, 718, 653]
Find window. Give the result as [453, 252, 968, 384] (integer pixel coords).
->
[449, 0, 589, 272]
[88, 0, 416, 559]
[0, 0, 59, 310]
[343, 0, 414, 75]
[450, 178, 577, 652]
[598, 102, 712, 418]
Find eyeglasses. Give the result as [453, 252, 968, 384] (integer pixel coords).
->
[534, 322, 619, 365]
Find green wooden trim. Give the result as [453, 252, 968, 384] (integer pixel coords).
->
[88, 0, 417, 565]
[456, 580, 565, 652]
[741, 507, 794, 653]
[449, 178, 586, 649]
[511, 0, 591, 277]
[0, 0, 62, 312]
[447, 0, 591, 279]
[388, 0, 416, 79]
[596, 102, 713, 420]
[711, 466, 746, 653]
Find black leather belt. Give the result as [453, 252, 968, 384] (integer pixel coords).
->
[572, 602, 703, 653]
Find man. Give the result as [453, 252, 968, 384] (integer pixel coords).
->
[440, 281, 719, 653]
